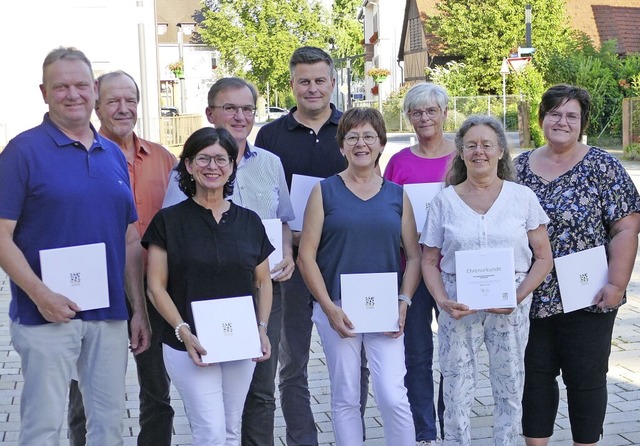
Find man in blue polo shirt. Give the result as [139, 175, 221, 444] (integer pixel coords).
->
[255, 46, 369, 446]
[0, 47, 150, 445]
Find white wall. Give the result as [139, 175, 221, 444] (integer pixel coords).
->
[0, 0, 160, 147]
[362, 0, 404, 102]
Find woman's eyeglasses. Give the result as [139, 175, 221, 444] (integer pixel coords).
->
[344, 134, 379, 146]
[192, 154, 232, 168]
[546, 111, 580, 125]
[409, 107, 440, 120]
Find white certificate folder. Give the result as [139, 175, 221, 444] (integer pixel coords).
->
[262, 218, 283, 277]
[340, 272, 399, 333]
[404, 182, 444, 231]
[39, 243, 110, 311]
[455, 248, 517, 310]
[289, 174, 323, 231]
[554, 245, 608, 313]
[191, 296, 262, 364]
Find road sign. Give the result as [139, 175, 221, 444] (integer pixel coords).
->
[507, 57, 532, 73]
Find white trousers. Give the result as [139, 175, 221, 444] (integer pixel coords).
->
[163, 344, 255, 446]
[438, 273, 531, 446]
[11, 319, 128, 446]
[312, 301, 415, 446]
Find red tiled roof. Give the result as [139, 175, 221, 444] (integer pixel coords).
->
[593, 6, 640, 54]
[565, 0, 640, 55]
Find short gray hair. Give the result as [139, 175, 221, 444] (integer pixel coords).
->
[42, 47, 93, 84]
[446, 115, 514, 186]
[403, 83, 449, 118]
[207, 77, 258, 106]
[97, 71, 140, 103]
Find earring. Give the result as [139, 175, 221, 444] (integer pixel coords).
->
[190, 175, 194, 182]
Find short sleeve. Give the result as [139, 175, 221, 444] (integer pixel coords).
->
[141, 210, 168, 250]
[0, 141, 28, 221]
[523, 186, 550, 231]
[598, 154, 640, 227]
[419, 191, 445, 248]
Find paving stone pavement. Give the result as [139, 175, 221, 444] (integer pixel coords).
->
[1, 154, 640, 445]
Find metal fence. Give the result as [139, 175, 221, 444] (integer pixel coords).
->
[158, 114, 203, 151]
[448, 95, 521, 132]
[354, 95, 522, 133]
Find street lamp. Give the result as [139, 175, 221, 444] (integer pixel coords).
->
[176, 22, 195, 114]
[500, 58, 510, 129]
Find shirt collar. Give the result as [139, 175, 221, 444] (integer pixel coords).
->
[284, 103, 341, 131]
[97, 129, 149, 157]
[42, 113, 103, 150]
[244, 142, 258, 159]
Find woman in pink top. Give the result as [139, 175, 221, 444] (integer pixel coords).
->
[383, 83, 456, 444]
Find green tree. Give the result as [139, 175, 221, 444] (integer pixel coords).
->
[329, 0, 365, 76]
[511, 64, 547, 146]
[199, 0, 330, 95]
[426, 0, 573, 94]
[545, 39, 640, 137]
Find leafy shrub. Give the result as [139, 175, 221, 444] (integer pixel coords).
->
[624, 143, 640, 160]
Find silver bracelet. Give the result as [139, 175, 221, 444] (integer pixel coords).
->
[174, 322, 191, 343]
[398, 294, 412, 308]
[258, 321, 268, 330]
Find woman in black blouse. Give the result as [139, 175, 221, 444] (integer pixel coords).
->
[143, 127, 273, 445]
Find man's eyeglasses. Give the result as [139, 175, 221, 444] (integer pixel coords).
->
[192, 154, 232, 168]
[209, 103, 257, 117]
[409, 107, 440, 120]
[344, 134, 379, 146]
[462, 143, 497, 152]
[546, 111, 580, 125]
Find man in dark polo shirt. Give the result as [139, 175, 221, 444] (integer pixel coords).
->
[255, 46, 368, 446]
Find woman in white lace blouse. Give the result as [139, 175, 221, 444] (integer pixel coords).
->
[420, 115, 553, 445]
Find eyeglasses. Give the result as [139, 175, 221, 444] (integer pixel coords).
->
[409, 107, 440, 120]
[192, 154, 232, 168]
[462, 143, 498, 152]
[344, 133, 379, 146]
[546, 111, 580, 125]
[209, 103, 257, 117]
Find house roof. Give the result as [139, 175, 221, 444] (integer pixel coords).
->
[565, 0, 640, 55]
[398, 0, 640, 63]
[156, 0, 203, 44]
[397, 0, 440, 62]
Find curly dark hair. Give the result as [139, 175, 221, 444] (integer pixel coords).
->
[175, 127, 238, 198]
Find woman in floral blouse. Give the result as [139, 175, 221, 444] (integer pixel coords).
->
[516, 84, 640, 445]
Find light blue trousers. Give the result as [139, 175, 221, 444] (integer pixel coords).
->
[11, 319, 128, 446]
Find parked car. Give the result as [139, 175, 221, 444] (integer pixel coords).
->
[161, 106, 179, 117]
[267, 106, 288, 120]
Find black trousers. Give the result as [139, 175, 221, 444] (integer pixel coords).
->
[522, 309, 617, 444]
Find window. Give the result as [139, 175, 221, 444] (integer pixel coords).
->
[409, 17, 422, 51]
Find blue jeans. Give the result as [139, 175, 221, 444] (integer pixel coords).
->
[279, 264, 370, 445]
[404, 280, 438, 442]
[241, 282, 283, 445]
